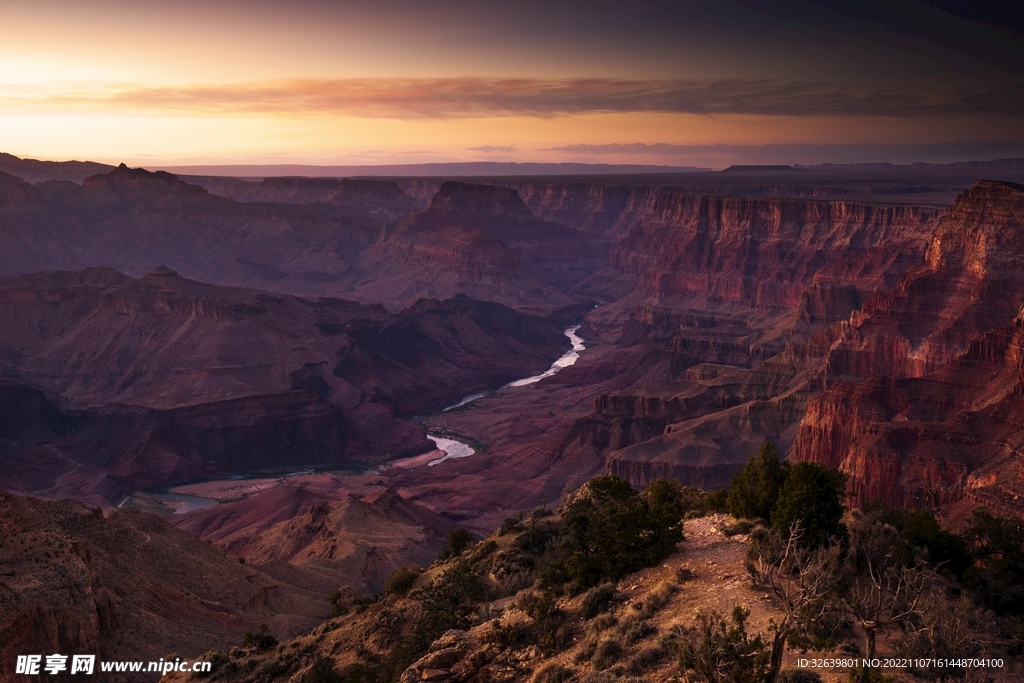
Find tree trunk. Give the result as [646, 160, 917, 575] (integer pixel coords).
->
[767, 629, 786, 683]
[859, 628, 877, 683]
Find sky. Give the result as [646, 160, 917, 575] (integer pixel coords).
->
[1, 0, 1022, 168]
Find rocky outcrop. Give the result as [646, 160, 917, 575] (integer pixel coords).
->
[551, 194, 940, 490]
[791, 181, 1024, 510]
[507, 183, 662, 239]
[0, 493, 328, 680]
[818, 180, 1024, 382]
[197, 489, 458, 595]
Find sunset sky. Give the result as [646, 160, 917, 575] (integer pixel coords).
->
[2, 0, 1022, 168]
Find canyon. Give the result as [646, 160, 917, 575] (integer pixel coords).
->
[5, 153, 1024, 675]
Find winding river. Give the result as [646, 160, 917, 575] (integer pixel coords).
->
[135, 325, 587, 511]
[424, 325, 586, 466]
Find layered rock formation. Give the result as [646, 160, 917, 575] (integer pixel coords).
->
[0, 165, 618, 315]
[0, 164, 388, 299]
[541, 193, 943, 489]
[0, 268, 568, 504]
[186, 175, 416, 220]
[351, 182, 607, 313]
[790, 181, 1024, 512]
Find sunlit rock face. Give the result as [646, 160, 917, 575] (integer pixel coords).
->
[554, 192, 942, 489]
[790, 181, 1024, 513]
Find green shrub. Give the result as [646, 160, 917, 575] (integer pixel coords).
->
[704, 488, 729, 514]
[546, 475, 685, 588]
[499, 512, 525, 536]
[582, 582, 620, 619]
[241, 623, 277, 652]
[722, 518, 756, 537]
[518, 590, 573, 654]
[384, 566, 419, 595]
[964, 508, 1024, 615]
[624, 620, 658, 645]
[727, 441, 789, 521]
[381, 561, 488, 680]
[439, 528, 473, 560]
[771, 461, 847, 549]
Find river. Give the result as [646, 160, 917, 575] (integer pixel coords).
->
[425, 324, 586, 464]
[134, 324, 587, 511]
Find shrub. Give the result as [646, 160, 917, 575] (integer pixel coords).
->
[518, 590, 573, 654]
[192, 650, 228, 679]
[304, 657, 343, 683]
[242, 623, 277, 652]
[628, 644, 669, 673]
[963, 508, 1024, 615]
[642, 580, 678, 614]
[704, 488, 729, 514]
[861, 502, 971, 579]
[677, 485, 708, 518]
[582, 582, 620, 619]
[493, 620, 538, 649]
[548, 475, 685, 588]
[499, 512, 525, 536]
[384, 566, 419, 595]
[531, 663, 573, 683]
[381, 560, 488, 679]
[722, 518, 757, 537]
[591, 636, 624, 670]
[727, 441, 789, 521]
[779, 671, 823, 683]
[771, 461, 847, 549]
[438, 528, 473, 560]
[328, 589, 352, 617]
[624, 620, 658, 645]
[675, 605, 769, 683]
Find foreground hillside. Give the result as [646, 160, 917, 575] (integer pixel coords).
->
[162, 473, 1022, 683]
[0, 493, 328, 679]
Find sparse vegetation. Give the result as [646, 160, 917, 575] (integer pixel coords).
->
[675, 605, 770, 683]
[195, 473, 1024, 683]
[438, 527, 473, 560]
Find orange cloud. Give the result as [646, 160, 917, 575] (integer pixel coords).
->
[6, 77, 1022, 119]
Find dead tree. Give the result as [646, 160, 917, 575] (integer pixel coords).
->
[746, 522, 843, 683]
[843, 519, 931, 683]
